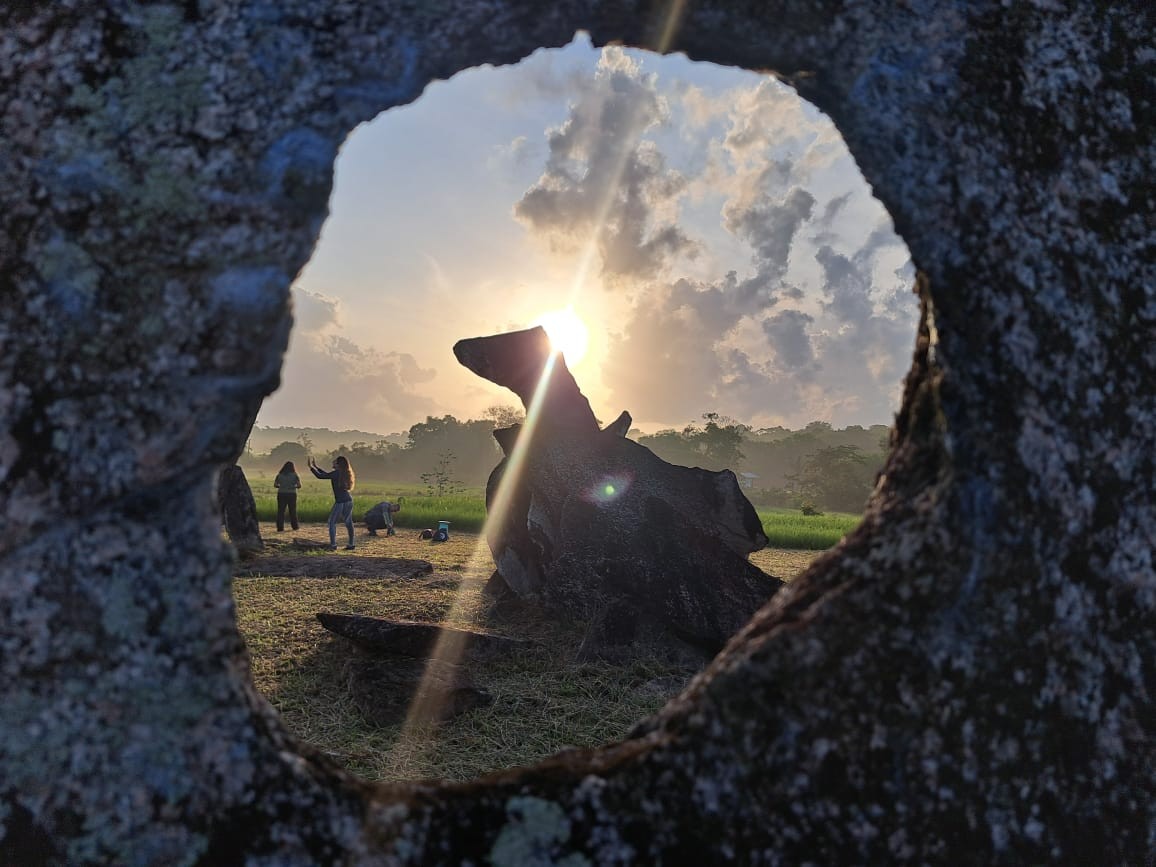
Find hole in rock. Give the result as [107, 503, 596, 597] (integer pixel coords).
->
[232, 33, 916, 784]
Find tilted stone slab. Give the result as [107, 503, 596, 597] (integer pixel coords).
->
[459, 327, 780, 653]
[317, 613, 529, 660]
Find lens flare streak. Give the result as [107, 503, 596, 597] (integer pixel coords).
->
[389, 0, 690, 771]
[394, 352, 559, 742]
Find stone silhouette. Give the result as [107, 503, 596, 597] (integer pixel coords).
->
[217, 464, 264, 557]
[1, 2, 1152, 864]
[456, 327, 780, 656]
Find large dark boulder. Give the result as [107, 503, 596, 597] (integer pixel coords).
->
[1, 1, 1152, 863]
[483, 424, 779, 654]
[458, 327, 778, 655]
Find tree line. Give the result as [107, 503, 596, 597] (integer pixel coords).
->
[634, 415, 888, 514]
[242, 410, 890, 513]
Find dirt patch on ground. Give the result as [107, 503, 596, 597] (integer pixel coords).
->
[237, 554, 433, 580]
[233, 522, 486, 580]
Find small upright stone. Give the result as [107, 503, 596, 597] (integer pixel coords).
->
[217, 464, 264, 557]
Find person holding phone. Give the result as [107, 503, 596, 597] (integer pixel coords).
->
[308, 455, 356, 550]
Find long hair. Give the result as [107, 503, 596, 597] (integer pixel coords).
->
[334, 455, 355, 491]
[279, 461, 296, 474]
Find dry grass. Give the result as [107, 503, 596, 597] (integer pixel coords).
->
[233, 522, 822, 783]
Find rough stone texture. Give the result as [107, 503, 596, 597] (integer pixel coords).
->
[0, 1, 1152, 864]
[460, 328, 779, 654]
[216, 463, 264, 556]
[487, 424, 780, 650]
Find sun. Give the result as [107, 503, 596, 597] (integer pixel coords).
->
[534, 307, 589, 366]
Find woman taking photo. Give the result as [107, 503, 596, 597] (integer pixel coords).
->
[273, 460, 301, 532]
[308, 455, 356, 550]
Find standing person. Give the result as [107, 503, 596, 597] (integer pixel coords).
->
[308, 455, 356, 550]
[273, 461, 302, 532]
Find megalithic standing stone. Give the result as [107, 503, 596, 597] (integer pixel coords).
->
[454, 326, 779, 656]
[454, 326, 600, 433]
[217, 464, 264, 557]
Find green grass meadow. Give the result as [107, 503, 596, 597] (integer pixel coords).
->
[755, 507, 861, 549]
[249, 473, 488, 532]
[247, 472, 859, 549]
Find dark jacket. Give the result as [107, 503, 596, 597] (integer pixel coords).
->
[274, 471, 301, 494]
[309, 465, 352, 503]
[365, 501, 396, 531]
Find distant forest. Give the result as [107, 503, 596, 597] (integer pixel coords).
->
[243, 410, 891, 513]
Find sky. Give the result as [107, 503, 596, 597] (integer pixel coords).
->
[256, 33, 916, 437]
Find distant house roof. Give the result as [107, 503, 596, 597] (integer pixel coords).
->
[740, 472, 758, 479]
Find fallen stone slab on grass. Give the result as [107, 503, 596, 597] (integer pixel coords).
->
[316, 612, 529, 660]
[235, 556, 433, 580]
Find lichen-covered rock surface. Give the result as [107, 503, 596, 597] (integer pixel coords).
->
[1, 1, 1152, 863]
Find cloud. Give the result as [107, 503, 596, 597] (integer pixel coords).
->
[587, 68, 919, 428]
[810, 243, 915, 398]
[600, 277, 749, 422]
[514, 47, 696, 281]
[598, 178, 915, 427]
[489, 32, 598, 107]
[762, 309, 817, 371]
[819, 191, 853, 226]
[292, 286, 339, 332]
[721, 79, 845, 175]
[270, 42, 918, 434]
[722, 184, 817, 305]
[490, 135, 537, 171]
[395, 351, 438, 387]
[261, 287, 441, 432]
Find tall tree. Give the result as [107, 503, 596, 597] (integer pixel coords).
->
[787, 445, 875, 513]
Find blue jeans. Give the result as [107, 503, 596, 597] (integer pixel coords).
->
[328, 500, 354, 547]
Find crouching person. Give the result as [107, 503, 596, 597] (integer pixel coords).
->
[365, 500, 401, 536]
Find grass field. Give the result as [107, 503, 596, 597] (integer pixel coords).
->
[247, 472, 489, 531]
[246, 472, 861, 548]
[755, 507, 862, 549]
[233, 523, 822, 783]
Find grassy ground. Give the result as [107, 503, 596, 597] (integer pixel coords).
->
[248, 473, 489, 532]
[756, 507, 862, 549]
[233, 522, 821, 783]
[246, 470, 860, 548]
